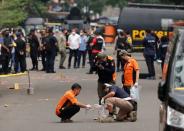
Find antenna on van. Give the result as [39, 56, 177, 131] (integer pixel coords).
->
[128, 2, 184, 10]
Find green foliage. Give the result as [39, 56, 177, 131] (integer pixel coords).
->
[90, 0, 106, 14]
[105, 0, 128, 8]
[0, 0, 47, 28]
[0, 0, 28, 27]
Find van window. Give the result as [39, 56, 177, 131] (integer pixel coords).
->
[172, 30, 184, 89]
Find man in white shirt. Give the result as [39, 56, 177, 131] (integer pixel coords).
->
[67, 28, 80, 68]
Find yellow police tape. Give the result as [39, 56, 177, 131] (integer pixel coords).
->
[0, 72, 27, 78]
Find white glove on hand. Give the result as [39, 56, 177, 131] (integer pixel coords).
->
[101, 98, 105, 105]
[134, 82, 138, 88]
[86, 104, 92, 110]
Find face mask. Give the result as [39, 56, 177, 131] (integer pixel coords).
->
[72, 32, 76, 35]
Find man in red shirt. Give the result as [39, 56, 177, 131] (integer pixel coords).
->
[88, 29, 105, 74]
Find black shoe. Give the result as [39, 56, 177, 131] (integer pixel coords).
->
[59, 66, 66, 69]
[60, 119, 73, 123]
[86, 71, 93, 74]
[46, 70, 51, 73]
[50, 71, 56, 73]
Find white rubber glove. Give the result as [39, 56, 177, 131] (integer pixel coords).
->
[86, 104, 92, 110]
[134, 82, 138, 88]
[101, 98, 105, 105]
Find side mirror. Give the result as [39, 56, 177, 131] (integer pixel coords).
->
[158, 81, 167, 102]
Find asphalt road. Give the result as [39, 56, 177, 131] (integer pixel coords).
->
[0, 45, 162, 131]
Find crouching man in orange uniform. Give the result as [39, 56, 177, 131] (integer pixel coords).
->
[55, 83, 91, 122]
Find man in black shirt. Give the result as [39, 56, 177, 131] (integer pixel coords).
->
[101, 84, 135, 122]
[28, 29, 40, 70]
[45, 28, 58, 73]
[14, 33, 27, 73]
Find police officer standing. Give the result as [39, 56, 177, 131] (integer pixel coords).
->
[28, 29, 40, 70]
[143, 29, 157, 79]
[114, 29, 128, 72]
[45, 28, 58, 73]
[95, 53, 116, 104]
[14, 32, 27, 73]
[2, 30, 12, 74]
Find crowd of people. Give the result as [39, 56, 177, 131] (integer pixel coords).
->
[54, 28, 169, 123]
[0, 26, 168, 123]
[54, 28, 141, 123]
[0, 27, 106, 74]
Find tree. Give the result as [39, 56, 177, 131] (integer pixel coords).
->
[0, 0, 47, 28]
[105, 0, 128, 9]
[0, 0, 28, 27]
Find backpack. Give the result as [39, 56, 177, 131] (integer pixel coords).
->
[93, 37, 103, 51]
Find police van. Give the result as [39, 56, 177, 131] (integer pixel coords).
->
[158, 22, 184, 131]
[117, 3, 184, 50]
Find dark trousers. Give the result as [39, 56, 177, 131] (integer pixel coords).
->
[89, 53, 98, 73]
[88, 50, 92, 65]
[14, 54, 26, 72]
[58, 105, 80, 120]
[123, 85, 131, 95]
[1, 54, 10, 74]
[30, 51, 38, 69]
[144, 55, 155, 77]
[46, 53, 56, 72]
[116, 50, 125, 71]
[77, 50, 87, 67]
[68, 49, 78, 68]
[41, 50, 46, 70]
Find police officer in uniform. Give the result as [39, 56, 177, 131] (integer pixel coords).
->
[45, 28, 58, 73]
[28, 29, 40, 70]
[95, 53, 116, 104]
[143, 29, 157, 79]
[114, 29, 128, 72]
[2, 31, 12, 74]
[14, 32, 27, 73]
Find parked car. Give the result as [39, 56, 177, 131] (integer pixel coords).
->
[158, 25, 184, 131]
